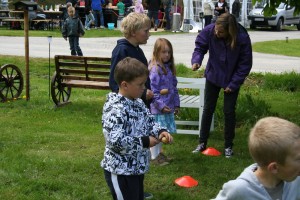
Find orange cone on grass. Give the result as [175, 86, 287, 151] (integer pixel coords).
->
[202, 147, 221, 156]
[175, 176, 198, 188]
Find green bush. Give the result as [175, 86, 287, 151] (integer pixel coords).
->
[236, 93, 275, 126]
[263, 71, 300, 92]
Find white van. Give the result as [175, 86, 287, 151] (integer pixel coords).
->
[247, 2, 300, 31]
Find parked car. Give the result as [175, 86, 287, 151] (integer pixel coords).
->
[248, 2, 300, 31]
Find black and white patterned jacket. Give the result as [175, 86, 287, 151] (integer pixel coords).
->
[101, 92, 166, 175]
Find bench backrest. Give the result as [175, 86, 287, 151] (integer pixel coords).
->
[55, 55, 111, 82]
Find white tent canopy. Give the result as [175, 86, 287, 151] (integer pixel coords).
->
[180, 0, 250, 32]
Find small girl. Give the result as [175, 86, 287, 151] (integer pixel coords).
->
[149, 38, 180, 166]
[134, 0, 144, 14]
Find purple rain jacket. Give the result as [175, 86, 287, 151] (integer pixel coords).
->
[191, 23, 252, 92]
[149, 62, 180, 115]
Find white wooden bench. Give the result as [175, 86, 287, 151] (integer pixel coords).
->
[176, 77, 214, 135]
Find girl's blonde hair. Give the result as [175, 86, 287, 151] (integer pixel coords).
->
[248, 117, 300, 167]
[121, 12, 151, 39]
[149, 38, 176, 75]
[215, 13, 238, 49]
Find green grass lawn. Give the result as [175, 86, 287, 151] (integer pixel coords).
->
[252, 39, 300, 57]
[1, 55, 299, 200]
[0, 26, 176, 37]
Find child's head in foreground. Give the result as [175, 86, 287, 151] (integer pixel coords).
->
[150, 38, 176, 75]
[121, 12, 151, 40]
[249, 117, 300, 181]
[67, 6, 75, 17]
[114, 57, 149, 99]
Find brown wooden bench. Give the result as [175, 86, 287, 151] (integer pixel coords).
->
[51, 55, 111, 106]
[1, 18, 24, 29]
[32, 19, 51, 30]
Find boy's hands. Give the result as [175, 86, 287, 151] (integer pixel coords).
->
[159, 131, 173, 144]
[148, 131, 173, 147]
[149, 136, 159, 147]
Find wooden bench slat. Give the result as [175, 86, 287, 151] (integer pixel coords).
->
[62, 80, 110, 90]
[61, 75, 109, 82]
[2, 18, 24, 22]
[57, 55, 111, 62]
[32, 19, 51, 22]
[59, 69, 110, 76]
[58, 62, 110, 68]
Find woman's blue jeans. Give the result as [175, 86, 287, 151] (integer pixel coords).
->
[85, 13, 95, 28]
[199, 80, 239, 148]
[93, 10, 104, 27]
[147, 10, 159, 26]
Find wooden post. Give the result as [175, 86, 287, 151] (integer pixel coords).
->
[24, 10, 30, 100]
[14, 1, 38, 101]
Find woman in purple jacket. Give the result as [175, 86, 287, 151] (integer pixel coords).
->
[191, 13, 252, 158]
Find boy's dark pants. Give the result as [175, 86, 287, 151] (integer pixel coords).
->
[199, 80, 239, 148]
[68, 36, 83, 56]
[104, 170, 144, 200]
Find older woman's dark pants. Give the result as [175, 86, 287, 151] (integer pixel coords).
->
[199, 80, 239, 148]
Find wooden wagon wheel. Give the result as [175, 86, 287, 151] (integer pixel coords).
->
[51, 71, 71, 105]
[0, 64, 24, 102]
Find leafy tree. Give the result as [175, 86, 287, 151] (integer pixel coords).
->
[252, 0, 300, 16]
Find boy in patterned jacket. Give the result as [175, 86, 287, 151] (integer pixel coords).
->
[101, 57, 173, 200]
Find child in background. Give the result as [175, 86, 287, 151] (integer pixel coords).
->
[62, 6, 85, 56]
[84, 0, 94, 30]
[134, 0, 144, 13]
[117, 0, 125, 17]
[148, 38, 180, 166]
[101, 57, 173, 200]
[214, 117, 300, 199]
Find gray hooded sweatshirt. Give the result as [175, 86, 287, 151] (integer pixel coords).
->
[214, 163, 300, 200]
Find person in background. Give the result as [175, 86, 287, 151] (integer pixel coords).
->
[62, 6, 85, 56]
[60, 2, 74, 29]
[117, 0, 125, 17]
[191, 13, 252, 157]
[84, 0, 94, 30]
[148, 38, 180, 166]
[79, 0, 85, 6]
[102, 57, 173, 200]
[0, 0, 9, 10]
[109, 12, 154, 109]
[29, 0, 45, 30]
[214, 117, 300, 199]
[232, 0, 241, 21]
[66, 0, 79, 7]
[162, 0, 172, 30]
[146, 0, 161, 31]
[134, 0, 144, 14]
[92, 0, 105, 29]
[203, 0, 215, 27]
[214, 0, 228, 17]
[122, 0, 132, 8]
